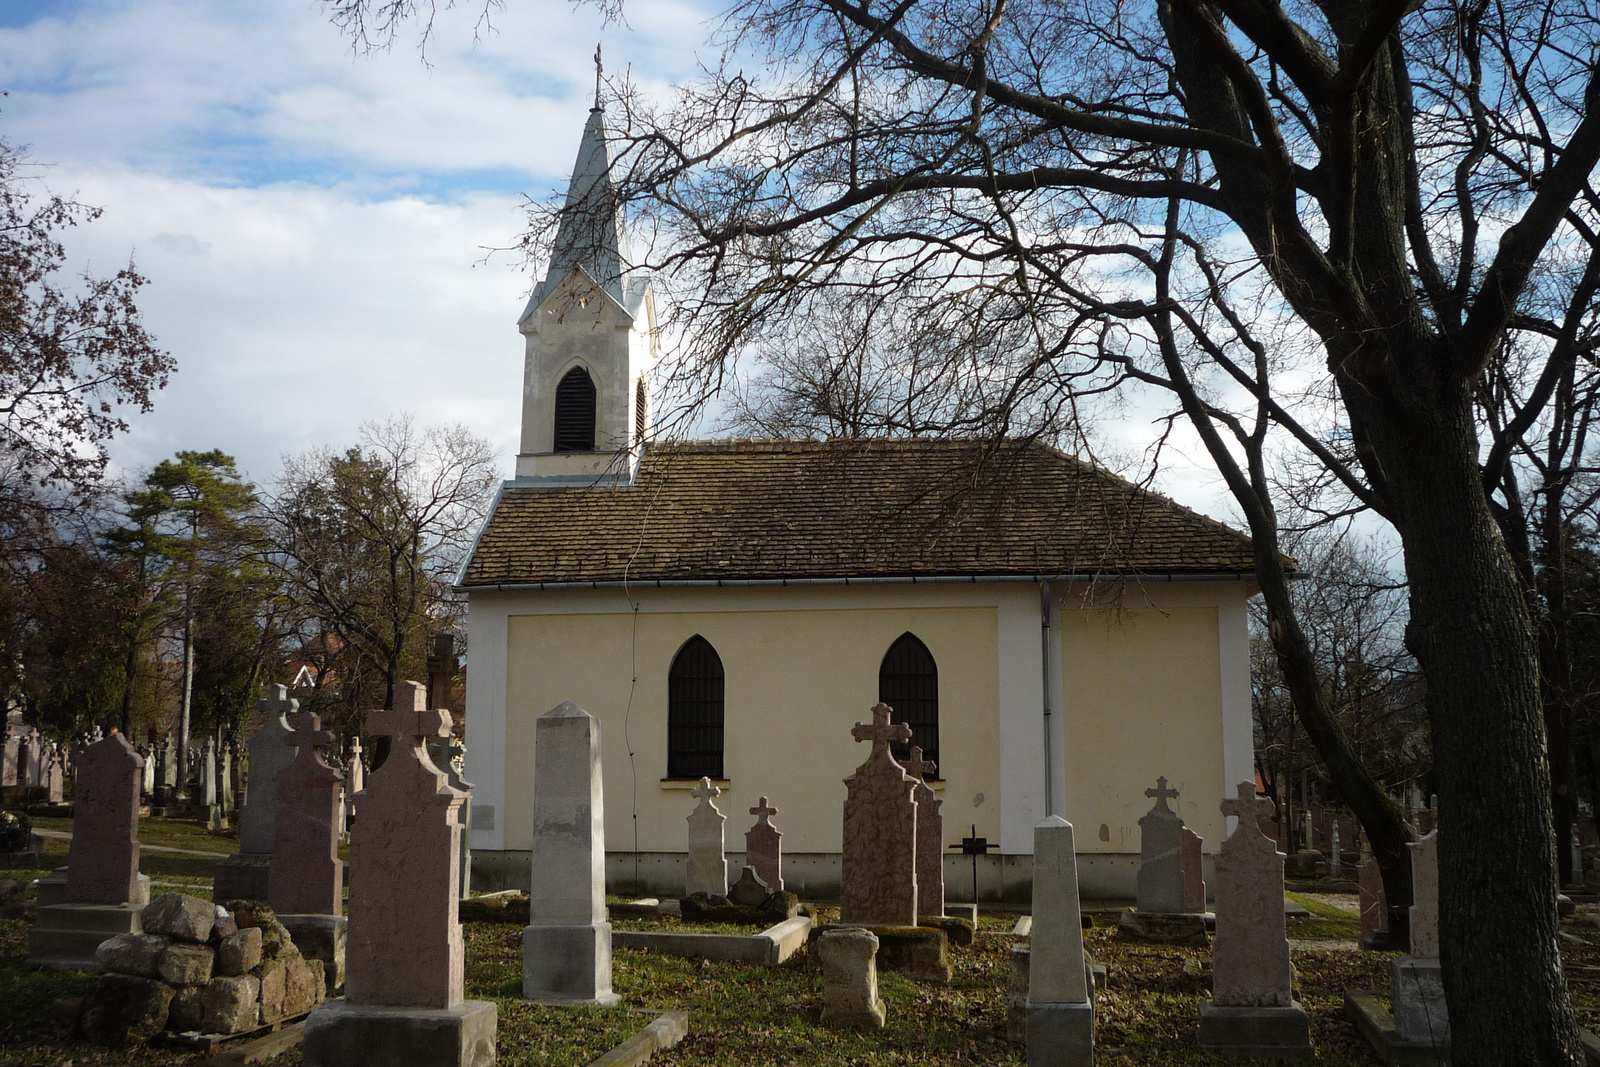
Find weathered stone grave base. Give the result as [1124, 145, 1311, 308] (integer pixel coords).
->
[214, 853, 273, 902]
[613, 916, 811, 966]
[945, 903, 978, 924]
[302, 998, 496, 1067]
[35, 867, 151, 907]
[818, 928, 885, 1031]
[679, 890, 799, 924]
[522, 922, 621, 1006]
[28, 902, 146, 971]
[920, 915, 976, 947]
[1025, 999, 1093, 1067]
[1007, 946, 1107, 1043]
[808, 924, 951, 983]
[1197, 1000, 1312, 1060]
[1390, 958, 1449, 1046]
[278, 915, 347, 991]
[1343, 990, 1448, 1067]
[1116, 909, 1208, 945]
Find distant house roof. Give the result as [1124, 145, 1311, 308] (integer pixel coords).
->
[459, 438, 1258, 588]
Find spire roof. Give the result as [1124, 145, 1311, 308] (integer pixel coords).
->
[520, 96, 645, 323]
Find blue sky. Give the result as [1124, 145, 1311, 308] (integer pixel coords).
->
[0, 0, 714, 487]
[0, 0, 1241, 523]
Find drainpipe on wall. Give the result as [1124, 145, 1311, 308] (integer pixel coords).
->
[1041, 581, 1054, 817]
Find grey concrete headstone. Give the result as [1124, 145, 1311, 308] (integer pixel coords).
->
[237, 686, 299, 855]
[1136, 776, 1187, 914]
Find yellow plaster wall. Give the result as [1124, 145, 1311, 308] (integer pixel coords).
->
[1059, 606, 1226, 851]
[503, 606, 1002, 855]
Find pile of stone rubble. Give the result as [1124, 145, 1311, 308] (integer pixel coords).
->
[78, 893, 326, 1046]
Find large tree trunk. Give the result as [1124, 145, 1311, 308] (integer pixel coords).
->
[1374, 391, 1580, 1066]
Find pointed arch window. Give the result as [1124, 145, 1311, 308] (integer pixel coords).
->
[553, 366, 597, 452]
[879, 632, 939, 774]
[668, 635, 724, 779]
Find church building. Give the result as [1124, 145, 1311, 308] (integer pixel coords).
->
[460, 94, 1261, 900]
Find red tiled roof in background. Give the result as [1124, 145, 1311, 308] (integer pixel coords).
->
[459, 438, 1258, 587]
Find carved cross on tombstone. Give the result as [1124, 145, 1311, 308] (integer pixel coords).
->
[1219, 781, 1275, 827]
[691, 778, 721, 802]
[686, 776, 728, 897]
[851, 702, 913, 763]
[906, 748, 936, 782]
[750, 797, 778, 823]
[1146, 775, 1180, 812]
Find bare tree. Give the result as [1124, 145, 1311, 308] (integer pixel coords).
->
[266, 416, 498, 718]
[322, 0, 1600, 1054]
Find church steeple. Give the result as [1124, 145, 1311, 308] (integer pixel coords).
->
[513, 56, 658, 484]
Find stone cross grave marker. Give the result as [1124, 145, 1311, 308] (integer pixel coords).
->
[1408, 830, 1439, 957]
[66, 732, 144, 905]
[269, 710, 345, 917]
[523, 700, 619, 1005]
[347, 736, 365, 794]
[46, 746, 64, 803]
[2, 709, 21, 787]
[1212, 782, 1292, 1006]
[1137, 776, 1187, 914]
[1182, 828, 1206, 913]
[201, 738, 219, 808]
[347, 682, 467, 1008]
[840, 703, 919, 926]
[239, 686, 298, 854]
[745, 796, 784, 892]
[907, 746, 945, 920]
[685, 777, 728, 897]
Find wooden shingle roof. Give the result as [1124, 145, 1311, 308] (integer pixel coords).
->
[459, 438, 1257, 587]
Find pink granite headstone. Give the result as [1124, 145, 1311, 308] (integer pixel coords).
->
[1182, 827, 1206, 913]
[268, 711, 345, 916]
[907, 747, 945, 920]
[840, 703, 918, 926]
[346, 681, 467, 1009]
[1213, 782, 1292, 1006]
[745, 797, 784, 892]
[1358, 856, 1388, 945]
[66, 732, 143, 905]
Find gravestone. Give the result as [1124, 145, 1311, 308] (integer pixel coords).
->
[426, 734, 473, 899]
[1358, 857, 1388, 947]
[200, 738, 221, 829]
[304, 681, 495, 1067]
[1025, 816, 1092, 1067]
[1199, 782, 1310, 1058]
[907, 747, 945, 921]
[268, 711, 344, 916]
[1329, 825, 1341, 876]
[220, 744, 234, 816]
[215, 686, 298, 901]
[685, 778, 728, 898]
[839, 703, 919, 926]
[1136, 777, 1186, 913]
[29, 731, 151, 970]
[745, 796, 784, 892]
[141, 747, 156, 798]
[522, 701, 619, 1006]
[2, 708, 22, 786]
[1181, 828, 1206, 913]
[46, 746, 64, 803]
[1390, 829, 1447, 1051]
[159, 736, 178, 797]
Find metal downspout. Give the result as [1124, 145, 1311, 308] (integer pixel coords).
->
[1041, 581, 1054, 817]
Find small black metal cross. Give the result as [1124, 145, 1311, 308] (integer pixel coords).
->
[949, 823, 999, 905]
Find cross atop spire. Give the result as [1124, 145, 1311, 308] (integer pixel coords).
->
[852, 703, 913, 761]
[593, 43, 604, 111]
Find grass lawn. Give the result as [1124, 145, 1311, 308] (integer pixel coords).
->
[7, 853, 1600, 1067]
